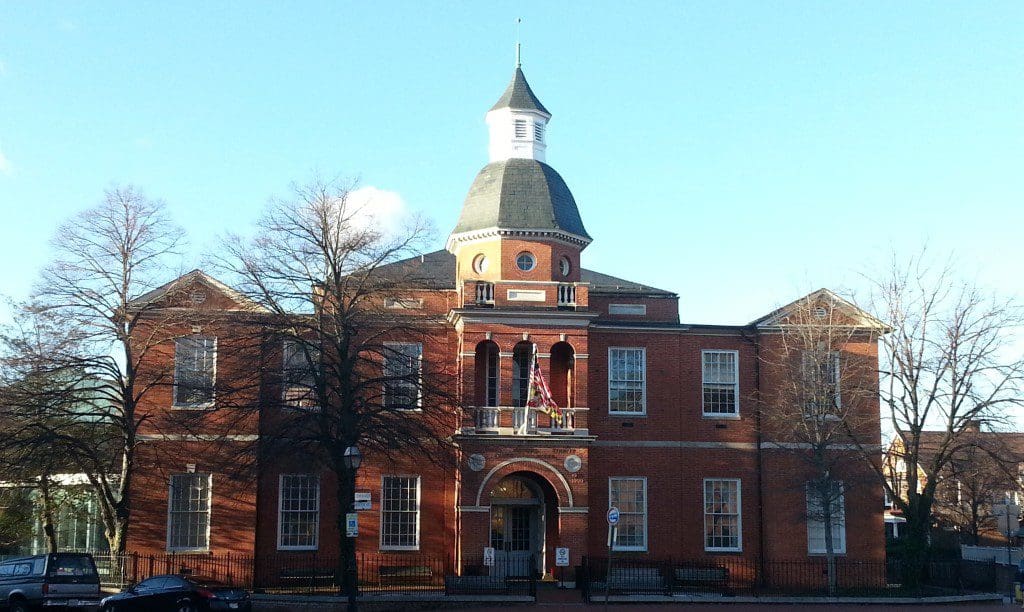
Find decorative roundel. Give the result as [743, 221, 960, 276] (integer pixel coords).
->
[564, 454, 582, 473]
[472, 254, 488, 274]
[468, 453, 486, 472]
[516, 252, 536, 272]
[559, 256, 571, 277]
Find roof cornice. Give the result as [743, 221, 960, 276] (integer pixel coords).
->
[446, 227, 592, 252]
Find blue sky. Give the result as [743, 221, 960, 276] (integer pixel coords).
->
[1, 2, 1021, 324]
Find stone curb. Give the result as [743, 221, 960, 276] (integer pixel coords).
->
[252, 593, 533, 604]
[588, 592, 1004, 604]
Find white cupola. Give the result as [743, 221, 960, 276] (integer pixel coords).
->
[485, 65, 551, 163]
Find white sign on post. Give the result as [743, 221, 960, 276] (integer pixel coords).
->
[607, 506, 620, 526]
[354, 491, 371, 511]
[555, 547, 570, 567]
[345, 512, 358, 537]
[483, 547, 495, 566]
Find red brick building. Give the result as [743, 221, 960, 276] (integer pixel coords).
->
[125, 65, 885, 582]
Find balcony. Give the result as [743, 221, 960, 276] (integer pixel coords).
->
[557, 284, 576, 309]
[461, 406, 588, 437]
[475, 282, 495, 307]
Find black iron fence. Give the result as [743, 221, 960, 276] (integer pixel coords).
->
[452, 553, 537, 596]
[579, 556, 1004, 601]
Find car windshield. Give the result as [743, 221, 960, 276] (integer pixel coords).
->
[49, 556, 97, 577]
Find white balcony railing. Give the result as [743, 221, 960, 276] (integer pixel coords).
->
[557, 284, 576, 307]
[475, 282, 495, 306]
[467, 406, 585, 436]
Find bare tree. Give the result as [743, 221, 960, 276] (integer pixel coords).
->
[929, 435, 1021, 546]
[5, 186, 187, 557]
[861, 255, 1024, 584]
[214, 178, 456, 609]
[758, 291, 883, 594]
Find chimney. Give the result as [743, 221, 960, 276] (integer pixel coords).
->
[965, 419, 984, 433]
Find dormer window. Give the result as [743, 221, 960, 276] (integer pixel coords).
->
[534, 122, 544, 143]
[514, 119, 528, 139]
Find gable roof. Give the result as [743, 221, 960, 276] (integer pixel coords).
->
[127, 269, 268, 312]
[892, 427, 1024, 478]
[751, 288, 888, 330]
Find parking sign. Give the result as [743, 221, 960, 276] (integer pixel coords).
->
[607, 506, 620, 526]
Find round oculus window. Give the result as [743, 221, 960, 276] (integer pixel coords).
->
[472, 254, 488, 274]
[516, 252, 536, 272]
[559, 256, 571, 277]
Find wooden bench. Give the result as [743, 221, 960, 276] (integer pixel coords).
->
[444, 574, 507, 594]
[674, 565, 729, 592]
[591, 567, 668, 595]
[278, 567, 335, 588]
[378, 565, 433, 586]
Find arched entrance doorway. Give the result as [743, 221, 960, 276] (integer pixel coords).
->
[488, 474, 552, 577]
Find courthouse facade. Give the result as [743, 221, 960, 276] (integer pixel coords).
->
[125, 64, 885, 579]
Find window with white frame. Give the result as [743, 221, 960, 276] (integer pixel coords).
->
[802, 350, 841, 415]
[704, 479, 742, 551]
[806, 482, 846, 554]
[383, 343, 422, 410]
[702, 350, 739, 416]
[173, 336, 216, 407]
[167, 473, 211, 551]
[608, 348, 645, 414]
[381, 476, 420, 550]
[609, 477, 647, 550]
[278, 474, 319, 550]
[282, 339, 318, 407]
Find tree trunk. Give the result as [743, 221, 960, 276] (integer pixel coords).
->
[335, 464, 358, 610]
[900, 499, 932, 589]
[38, 476, 58, 553]
[823, 502, 837, 596]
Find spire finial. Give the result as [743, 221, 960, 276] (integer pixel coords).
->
[515, 17, 522, 67]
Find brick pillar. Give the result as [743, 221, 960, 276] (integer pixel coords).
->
[556, 510, 590, 586]
[458, 509, 491, 573]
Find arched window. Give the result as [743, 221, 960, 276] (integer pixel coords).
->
[549, 342, 575, 408]
[511, 342, 534, 408]
[474, 340, 500, 407]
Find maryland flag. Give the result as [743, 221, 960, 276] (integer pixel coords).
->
[526, 352, 562, 426]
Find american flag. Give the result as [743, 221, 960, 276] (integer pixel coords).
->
[527, 353, 562, 426]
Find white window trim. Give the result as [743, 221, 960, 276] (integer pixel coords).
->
[703, 478, 742, 553]
[484, 342, 500, 407]
[166, 473, 212, 553]
[607, 347, 647, 416]
[379, 475, 421, 551]
[802, 350, 842, 416]
[383, 342, 423, 411]
[277, 474, 320, 551]
[806, 482, 847, 555]
[609, 477, 648, 552]
[701, 349, 740, 419]
[172, 336, 217, 409]
[281, 338, 319, 408]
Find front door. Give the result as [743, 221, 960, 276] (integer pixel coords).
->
[490, 505, 536, 577]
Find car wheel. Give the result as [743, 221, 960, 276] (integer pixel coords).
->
[9, 600, 30, 612]
[177, 599, 198, 612]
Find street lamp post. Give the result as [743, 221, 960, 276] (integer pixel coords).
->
[343, 445, 362, 612]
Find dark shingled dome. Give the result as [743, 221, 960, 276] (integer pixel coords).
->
[452, 158, 590, 240]
[489, 67, 550, 115]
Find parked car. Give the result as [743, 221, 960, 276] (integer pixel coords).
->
[100, 574, 251, 612]
[0, 552, 101, 611]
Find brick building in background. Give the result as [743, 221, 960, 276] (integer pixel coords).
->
[124, 64, 886, 582]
